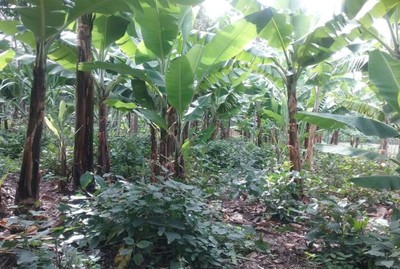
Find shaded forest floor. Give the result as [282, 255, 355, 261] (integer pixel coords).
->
[0, 174, 313, 269]
[0, 174, 397, 268]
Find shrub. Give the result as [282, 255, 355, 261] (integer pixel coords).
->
[109, 134, 151, 180]
[306, 197, 400, 268]
[60, 180, 259, 268]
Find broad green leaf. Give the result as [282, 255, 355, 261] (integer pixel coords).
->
[296, 16, 351, 67]
[259, 12, 293, 49]
[169, 0, 204, 5]
[197, 8, 274, 77]
[136, 240, 152, 249]
[166, 56, 194, 115]
[131, 79, 155, 110]
[15, 31, 36, 48]
[295, 112, 399, 138]
[48, 42, 77, 71]
[68, 0, 133, 23]
[343, 0, 368, 19]
[58, 100, 67, 123]
[379, 260, 395, 268]
[80, 172, 93, 189]
[0, 20, 20, 35]
[164, 232, 182, 244]
[135, 41, 157, 64]
[92, 15, 129, 52]
[105, 99, 137, 112]
[18, 0, 66, 40]
[354, 0, 399, 28]
[369, 50, 400, 112]
[116, 33, 137, 58]
[137, 109, 168, 130]
[134, 1, 180, 60]
[186, 45, 204, 72]
[336, 98, 386, 122]
[133, 254, 144, 265]
[183, 94, 211, 122]
[350, 176, 400, 191]
[231, 0, 262, 15]
[315, 144, 386, 161]
[0, 50, 15, 70]
[263, 109, 283, 124]
[79, 61, 165, 87]
[16, 250, 38, 265]
[44, 117, 60, 139]
[292, 14, 315, 40]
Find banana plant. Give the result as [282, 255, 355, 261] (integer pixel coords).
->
[296, 1, 400, 191]
[44, 100, 74, 177]
[0, 0, 135, 205]
[80, 2, 275, 179]
[230, 1, 358, 198]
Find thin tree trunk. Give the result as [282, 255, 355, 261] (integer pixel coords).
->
[354, 137, 360, 148]
[256, 113, 262, 146]
[73, 14, 94, 187]
[330, 130, 339, 145]
[130, 112, 139, 133]
[150, 125, 159, 182]
[380, 138, 388, 156]
[97, 98, 110, 174]
[303, 123, 310, 150]
[305, 125, 317, 171]
[15, 39, 46, 205]
[60, 143, 67, 177]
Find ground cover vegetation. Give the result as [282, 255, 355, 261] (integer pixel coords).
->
[0, 0, 400, 268]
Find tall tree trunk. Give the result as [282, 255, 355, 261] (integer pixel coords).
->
[15, 40, 47, 205]
[73, 14, 94, 187]
[97, 97, 110, 174]
[286, 74, 302, 199]
[286, 75, 301, 172]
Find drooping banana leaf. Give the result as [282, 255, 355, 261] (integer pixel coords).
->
[296, 112, 399, 138]
[351, 176, 400, 191]
[315, 144, 387, 161]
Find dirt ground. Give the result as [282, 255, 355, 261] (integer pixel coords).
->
[0, 175, 313, 269]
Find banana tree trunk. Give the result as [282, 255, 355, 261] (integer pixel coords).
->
[380, 138, 388, 156]
[286, 74, 302, 199]
[286, 75, 301, 172]
[15, 40, 46, 205]
[129, 112, 139, 133]
[158, 106, 185, 179]
[330, 130, 339, 145]
[305, 124, 317, 171]
[97, 97, 110, 174]
[73, 14, 94, 187]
